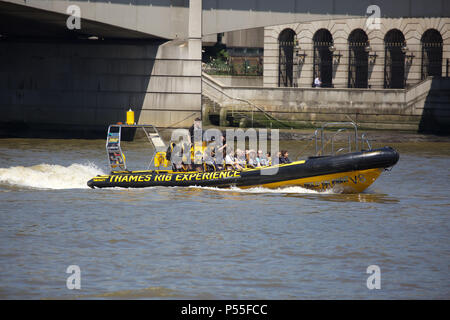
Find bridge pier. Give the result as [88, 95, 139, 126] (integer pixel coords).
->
[0, 0, 203, 138]
[0, 38, 202, 138]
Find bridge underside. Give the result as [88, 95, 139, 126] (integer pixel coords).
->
[4, 0, 450, 39]
[0, 2, 162, 40]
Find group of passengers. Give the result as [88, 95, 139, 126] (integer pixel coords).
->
[167, 140, 273, 172]
[224, 148, 272, 171]
[167, 140, 292, 173]
[165, 118, 291, 172]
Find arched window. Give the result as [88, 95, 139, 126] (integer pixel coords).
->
[421, 29, 443, 79]
[313, 29, 333, 88]
[348, 29, 369, 88]
[278, 29, 296, 87]
[384, 29, 406, 89]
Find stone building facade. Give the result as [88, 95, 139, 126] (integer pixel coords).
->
[263, 17, 450, 89]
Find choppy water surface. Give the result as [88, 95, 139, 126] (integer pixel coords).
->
[0, 138, 449, 299]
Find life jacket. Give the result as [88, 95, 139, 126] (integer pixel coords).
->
[154, 151, 169, 168]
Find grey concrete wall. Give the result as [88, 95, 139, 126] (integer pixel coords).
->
[408, 76, 450, 132]
[203, 28, 264, 47]
[0, 39, 201, 137]
[223, 28, 264, 48]
[202, 73, 450, 132]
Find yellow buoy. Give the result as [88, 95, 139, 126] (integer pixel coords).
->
[126, 108, 135, 125]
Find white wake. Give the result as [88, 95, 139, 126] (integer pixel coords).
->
[0, 163, 105, 190]
[187, 185, 329, 194]
[0, 163, 330, 193]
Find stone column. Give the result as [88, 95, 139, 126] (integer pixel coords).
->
[138, 0, 203, 128]
[189, 0, 202, 61]
[189, 0, 203, 123]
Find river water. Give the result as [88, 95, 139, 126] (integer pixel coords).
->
[0, 137, 449, 299]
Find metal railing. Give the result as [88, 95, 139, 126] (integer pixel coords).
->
[314, 122, 372, 156]
[106, 124, 168, 172]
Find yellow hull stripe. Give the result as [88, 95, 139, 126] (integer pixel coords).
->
[239, 168, 383, 193]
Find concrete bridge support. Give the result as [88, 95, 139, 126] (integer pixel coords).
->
[0, 39, 202, 138]
[0, 0, 203, 138]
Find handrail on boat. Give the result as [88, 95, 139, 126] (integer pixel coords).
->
[330, 128, 350, 155]
[314, 121, 372, 156]
[361, 133, 372, 151]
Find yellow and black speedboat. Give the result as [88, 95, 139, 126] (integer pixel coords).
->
[87, 123, 399, 193]
[88, 147, 398, 192]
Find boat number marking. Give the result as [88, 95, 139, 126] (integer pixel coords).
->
[303, 174, 366, 190]
[349, 174, 366, 184]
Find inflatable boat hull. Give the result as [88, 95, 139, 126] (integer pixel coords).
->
[87, 147, 399, 193]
